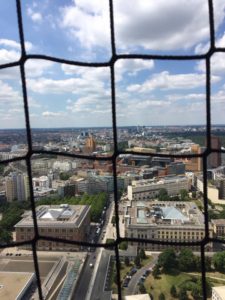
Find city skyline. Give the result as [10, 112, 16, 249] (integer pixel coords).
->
[0, 1, 225, 127]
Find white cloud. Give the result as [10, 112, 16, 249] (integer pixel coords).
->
[167, 93, 206, 101]
[194, 42, 210, 54]
[27, 72, 110, 96]
[216, 31, 225, 47]
[61, 64, 110, 82]
[25, 60, 54, 77]
[127, 71, 220, 92]
[0, 49, 20, 64]
[59, 0, 111, 49]
[115, 59, 154, 81]
[58, 0, 216, 52]
[27, 7, 43, 23]
[66, 95, 111, 113]
[0, 39, 21, 50]
[42, 111, 65, 117]
[0, 39, 33, 65]
[0, 80, 21, 103]
[114, 0, 211, 51]
[196, 52, 225, 74]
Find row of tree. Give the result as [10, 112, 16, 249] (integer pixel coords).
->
[36, 192, 108, 222]
[0, 201, 30, 244]
[158, 189, 190, 202]
[0, 192, 107, 244]
[151, 248, 225, 299]
[155, 248, 215, 275]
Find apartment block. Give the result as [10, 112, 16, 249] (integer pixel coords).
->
[5, 172, 30, 202]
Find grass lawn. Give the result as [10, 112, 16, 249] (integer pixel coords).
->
[145, 271, 225, 300]
[145, 273, 192, 300]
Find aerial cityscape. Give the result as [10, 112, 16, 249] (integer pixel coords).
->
[0, 125, 225, 299]
[1, 0, 225, 300]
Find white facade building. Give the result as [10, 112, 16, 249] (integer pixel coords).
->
[52, 160, 72, 172]
[127, 176, 189, 201]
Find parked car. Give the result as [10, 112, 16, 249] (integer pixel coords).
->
[122, 278, 130, 288]
[130, 267, 137, 275]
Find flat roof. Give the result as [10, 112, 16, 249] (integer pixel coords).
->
[125, 294, 151, 300]
[15, 204, 90, 228]
[213, 286, 225, 299]
[127, 201, 204, 227]
[0, 272, 34, 300]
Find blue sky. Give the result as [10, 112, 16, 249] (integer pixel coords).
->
[0, 0, 225, 128]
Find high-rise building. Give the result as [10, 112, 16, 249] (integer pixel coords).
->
[16, 173, 26, 202]
[5, 172, 17, 202]
[179, 144, 202, 172]
[208, 136, 221, 168]
[84, 135, 96, 153]
[5, 172, 29, 202]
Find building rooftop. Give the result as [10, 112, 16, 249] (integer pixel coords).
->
[15, 204, 90, 228]
[126, 201, 204, 227]
[131, 175, 188, 187]
[211, 219, 225, 225]
[0, 272, 34, 300]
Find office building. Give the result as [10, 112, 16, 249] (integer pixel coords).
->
[124, 200, 213, 251]
[15, 204, 91, 251]
[127, 176, 189, 201]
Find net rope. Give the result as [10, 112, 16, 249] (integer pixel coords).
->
[0, 0, 224, 299]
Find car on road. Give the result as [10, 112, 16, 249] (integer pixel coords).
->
[122, 278, 130, 288]
[89, 263, 94, 268]
[130, 267, 137, 275]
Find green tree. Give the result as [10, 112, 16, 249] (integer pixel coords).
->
[191, 284, 202, 300]
[213, 251, 225, 272]
[170, 285, 177, 297]
[180, 189, 189, 201]
[119, 241, 128, 250]
[59, 172, 70, 180]
[134, 255, 141, 268]
[192, 255, 211, 273]
[139, 283, 146, 294]
[178, 248, 195, 271]
[178, 288, 188, 300]
[139, 248, 146, 260]
[192, 191, 197, 199]
[158, 248, 177, 273]
[152, 264, 160, 278]
[0, 228, 12, 244]
[158, 292, 165, 300]
[124, 256, 130, 266]
[158, 188, 169, 201]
